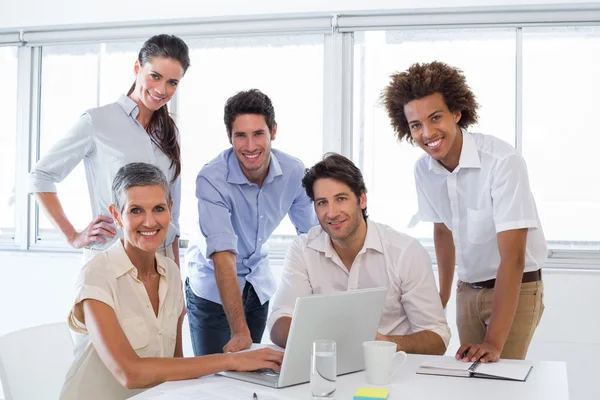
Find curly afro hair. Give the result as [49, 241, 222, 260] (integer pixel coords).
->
[381, 61, 479, 144]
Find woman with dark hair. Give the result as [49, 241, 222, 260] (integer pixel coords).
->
[28, 34, 189, 264]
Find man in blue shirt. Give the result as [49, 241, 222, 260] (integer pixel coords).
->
[185, 89, 318, 356]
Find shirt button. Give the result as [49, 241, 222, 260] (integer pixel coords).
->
[158, 330, 162, 335]
[258, 238, 262, 242]
[260, 215, 264, 219]
[243, 260, 248, 266]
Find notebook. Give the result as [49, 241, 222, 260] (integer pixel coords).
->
[417, 359, 533, 381]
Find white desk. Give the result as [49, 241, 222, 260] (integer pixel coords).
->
[130, 355, 569, 400]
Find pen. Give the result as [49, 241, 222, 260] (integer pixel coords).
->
[253, 393, 258, 399]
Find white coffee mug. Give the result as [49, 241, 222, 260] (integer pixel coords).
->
[363, 341, 408, 385]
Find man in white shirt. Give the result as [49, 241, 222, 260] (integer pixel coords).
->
[382, 61, 546, 362]
[268, 153, 450, 355]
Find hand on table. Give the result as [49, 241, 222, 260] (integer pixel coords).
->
[456, 341, 502, 363]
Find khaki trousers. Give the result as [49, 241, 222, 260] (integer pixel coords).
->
[82, 245, 175, 263]
[456, 280, 545, 360]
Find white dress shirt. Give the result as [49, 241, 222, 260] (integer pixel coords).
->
[59, 240, 184, 400]
[414, 130, 547, 283]
[28, 95, 181, 250]
[268, 220, 450, 347]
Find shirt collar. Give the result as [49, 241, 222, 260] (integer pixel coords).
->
[116, 94, 140, 119]
[105, 239, 168, 279]
[226, 150, 283, 186]
[428, 129, 481, 174]
[307, 219, 384, 258]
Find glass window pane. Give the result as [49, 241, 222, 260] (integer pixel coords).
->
[0, 46, 18, 237]
[39, 45, 99, 235]
[100, 42, 142, 105]
[38, 43, 143, 239]
[177, 35, 324, 238]
[523, 27, 600, 250]
[354, 29, 516, 242]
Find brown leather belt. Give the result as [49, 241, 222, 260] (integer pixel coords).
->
[467, 269, 542, 289]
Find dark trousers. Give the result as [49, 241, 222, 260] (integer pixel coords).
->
[185, 278, 269, 356]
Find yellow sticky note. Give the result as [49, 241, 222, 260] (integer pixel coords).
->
[353, 387, 390, 399]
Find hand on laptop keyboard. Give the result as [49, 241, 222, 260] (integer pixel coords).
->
[228, 348, 284, 372]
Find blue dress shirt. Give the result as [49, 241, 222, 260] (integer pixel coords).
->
[186, 148, 318, 305]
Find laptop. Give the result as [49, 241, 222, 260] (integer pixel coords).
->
[218, 287, 388, 388]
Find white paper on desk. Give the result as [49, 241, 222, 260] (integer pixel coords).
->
[160, 382, 294, 400]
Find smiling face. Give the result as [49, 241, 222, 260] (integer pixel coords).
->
[109, 185, 172, 254]
[131, 56, 184, 113]
[229, 114, 277, 185]
[403, 92, 464, 171]
[313, 177, 367, 243]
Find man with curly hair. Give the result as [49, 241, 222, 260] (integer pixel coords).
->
[382, 61, 546, 363]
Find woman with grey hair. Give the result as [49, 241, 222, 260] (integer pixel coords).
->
[60, 163, 283, 400]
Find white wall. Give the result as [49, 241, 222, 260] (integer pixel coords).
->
[0, 251, 598, 399]
[0, 0, 598, 30]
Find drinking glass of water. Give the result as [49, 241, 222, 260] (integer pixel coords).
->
[310, 339, 336, 400]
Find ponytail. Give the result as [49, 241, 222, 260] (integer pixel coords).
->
[126, 34, 189, 183]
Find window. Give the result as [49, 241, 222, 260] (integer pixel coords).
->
[38, 45, 98, 238]
[353, 29, 517, 242]
[99, 42, 141, 106]
[522, 27, 600, 250]
[37, 43, 139, 241]
[177, 35, 325, 239]
[0, 46, 18, 239]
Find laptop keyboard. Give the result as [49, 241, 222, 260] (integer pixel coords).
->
[253, 368, 280, 376]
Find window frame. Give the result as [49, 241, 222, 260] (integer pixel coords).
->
[0, 45, 19, 247]
[0, 4, 597, 269]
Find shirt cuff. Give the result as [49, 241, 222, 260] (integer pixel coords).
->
[75, 285, 115, 311]
[430, 325, 451, 349]
[206, 233, 238, 257]
[266, 306, 294, 332]
[68, 285, 115, 333]
[418, 211, 442, 224]
[170, 220, 181, 237]
[27, 176, 57, 193]
[495, 220, 538, 233]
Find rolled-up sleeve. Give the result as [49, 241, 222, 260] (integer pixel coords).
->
[288, 183, 318, 235]
[28, 113, 95, 193]
[398, 240, 451, 348]
[492, 155, 539, 233]
[267, 237, 313, 331]
[68, 262, 115, 334]
[196, 174, 238, 258]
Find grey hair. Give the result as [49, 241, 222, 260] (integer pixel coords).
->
[111, 162, 171, 214]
